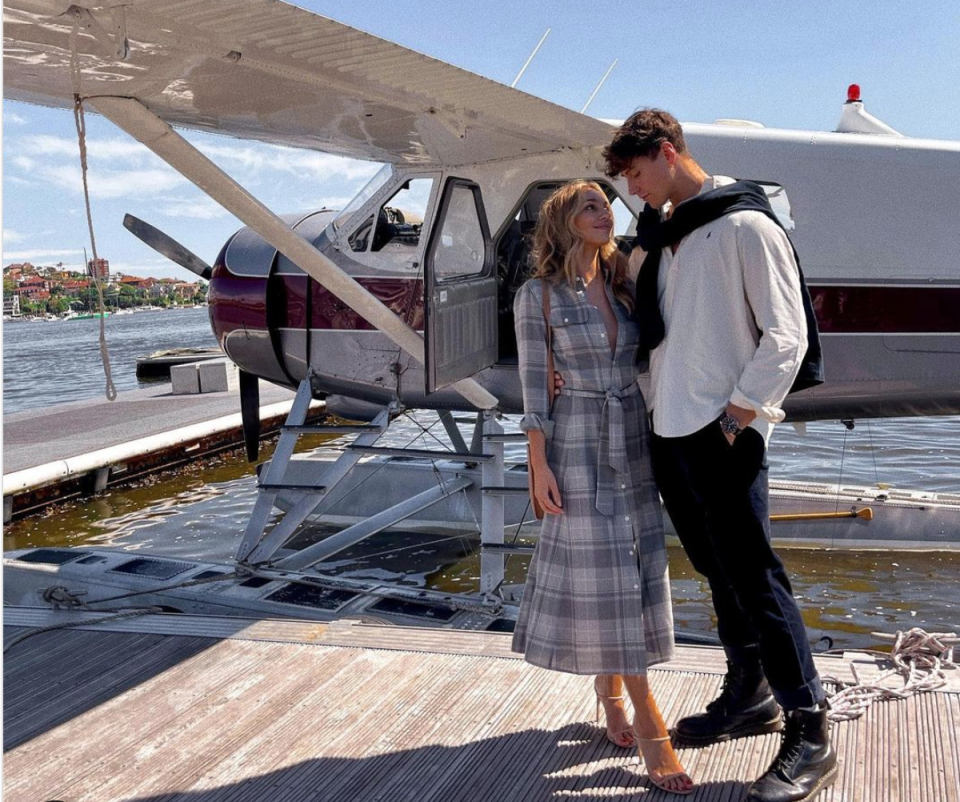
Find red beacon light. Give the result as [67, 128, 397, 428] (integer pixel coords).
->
[847, 84, 861, 103]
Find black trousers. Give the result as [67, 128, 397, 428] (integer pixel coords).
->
[651, 418, 825, 710]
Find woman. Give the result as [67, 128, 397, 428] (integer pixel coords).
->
[512, 180, 693, 795]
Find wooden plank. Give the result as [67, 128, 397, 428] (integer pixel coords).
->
[3, 618, 958, 802]
[48, 643, 361, 802]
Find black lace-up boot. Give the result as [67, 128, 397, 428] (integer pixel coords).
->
[673, 656, 783, 745]
[746, 705, 837, 802]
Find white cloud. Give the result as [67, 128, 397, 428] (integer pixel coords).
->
[12, 155, 35, 170]
[156, 197, 232, 220]
[3, 228, 25, 244]
[4, 248, 84, 262]
[5, 111, 28, 125]
[33, 163, 188, 200]
[196, 138, 381, 183]
[21, 134, 155, 165]
[20, 134, 77, 158]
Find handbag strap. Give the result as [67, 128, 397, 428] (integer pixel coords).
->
[541, 280, 554, 413]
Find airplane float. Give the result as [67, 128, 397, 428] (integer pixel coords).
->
[4, 0, 960, 623]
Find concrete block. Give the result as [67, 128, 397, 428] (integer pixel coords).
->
[198, 359, 238, 393]
[171, 362, 200, 394]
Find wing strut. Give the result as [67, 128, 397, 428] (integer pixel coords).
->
[88, 96, 498, 411]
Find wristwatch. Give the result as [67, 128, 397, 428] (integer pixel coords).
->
[719, 413, 743, 438]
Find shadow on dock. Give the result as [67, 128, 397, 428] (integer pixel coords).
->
[4, 612, 958, 802]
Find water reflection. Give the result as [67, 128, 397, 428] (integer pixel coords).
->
[4, 413, 958, 652]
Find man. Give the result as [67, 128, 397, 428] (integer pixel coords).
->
[602, 109, 835, 802]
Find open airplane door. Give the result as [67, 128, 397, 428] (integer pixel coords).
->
[425, 178, 498, 394]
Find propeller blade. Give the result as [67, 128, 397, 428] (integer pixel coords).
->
[123, 214, 213, 280]
[239, 370, 260, 462]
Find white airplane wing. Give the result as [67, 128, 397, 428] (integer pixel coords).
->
[4, 0, 615, 165]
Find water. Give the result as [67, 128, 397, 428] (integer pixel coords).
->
[2, 307, 218, 415]
[3, 309, 959, 649]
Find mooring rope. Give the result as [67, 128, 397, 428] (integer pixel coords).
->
[3, 605, 162, 654]
[70, 14, 117, 401]
[2, 572, 244, 654]
[822, 627, 958, 722]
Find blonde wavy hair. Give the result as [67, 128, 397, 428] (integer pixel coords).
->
[530, 180, 633, 312]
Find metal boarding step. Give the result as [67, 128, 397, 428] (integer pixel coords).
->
[256, 483, 328, 492]
[482, 432, 527, 443]
[234, 378, 514, 601]
[280, 423, 384, 435]
[234, 379, 510, 582]
[345, 444, 494, 462]
[235, 378, 394, 567]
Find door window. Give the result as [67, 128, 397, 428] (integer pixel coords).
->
[433, 184, 486, 281]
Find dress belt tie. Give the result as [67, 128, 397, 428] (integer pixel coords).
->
[558, 381, 640, 516]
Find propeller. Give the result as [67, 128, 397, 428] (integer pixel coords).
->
[122, 214, 213, 280]
[239, 369, 261, 462]
[123, 214, 259, 458]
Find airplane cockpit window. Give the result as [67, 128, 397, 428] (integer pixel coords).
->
[433, 185, 486, 281]
[496, 180, 637, 363]
[349, 177, 433, 253]
[332, 163, 392, 233]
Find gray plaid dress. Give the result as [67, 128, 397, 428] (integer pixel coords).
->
[511, 276, 675, 675]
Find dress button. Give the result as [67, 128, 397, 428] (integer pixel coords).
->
[624, 515, 630, 522]
[600, 333, 605, 338]
[629, 548, 635, 555]
[634, 584, 640, 590]
[621, 483, 626, 489]
[564, 317, 569, 323]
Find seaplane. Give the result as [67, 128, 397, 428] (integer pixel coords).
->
[4, 0, 960, 628]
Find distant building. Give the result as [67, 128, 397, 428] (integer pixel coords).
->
[4, 263, 34, 280]
[20, 288, 50, 303]
[3, 294, 21, 317]
[118, 275, 155, 290]
[62, 279, 91, 297]
[87, 257, 110, 282]
[18, 276, 50, 296]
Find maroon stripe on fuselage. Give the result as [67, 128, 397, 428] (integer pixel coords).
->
[810, 285, 960, 334]
[277, 276, 424, 331]
[210, 274, 960, 335]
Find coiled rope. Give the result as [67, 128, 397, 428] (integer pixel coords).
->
[2, 572, 242, 654]
[823, 628, 958, 722]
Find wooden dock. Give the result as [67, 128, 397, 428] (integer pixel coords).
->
[4, 608, 958, 802]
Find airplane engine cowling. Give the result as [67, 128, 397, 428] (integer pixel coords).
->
[207, 210, 339, 392]
[207, 231, 286, 386]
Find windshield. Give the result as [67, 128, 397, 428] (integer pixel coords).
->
[331, 164, 393, 232]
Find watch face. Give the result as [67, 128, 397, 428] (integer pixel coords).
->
[720, 414, 741, 436]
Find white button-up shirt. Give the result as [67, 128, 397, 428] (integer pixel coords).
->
[632, 176, 807, 444]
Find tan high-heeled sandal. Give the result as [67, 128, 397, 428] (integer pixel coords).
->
[637, 735, 694, 795]
[594, 678, 636, 749]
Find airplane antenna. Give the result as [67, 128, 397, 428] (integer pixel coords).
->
[581, 58, 618, 113]
[511, 28, 551, 88]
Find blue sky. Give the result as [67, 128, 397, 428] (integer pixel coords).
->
[3, 0, 959, 280]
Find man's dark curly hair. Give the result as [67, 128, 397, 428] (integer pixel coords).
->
[602, 108, 687, 177]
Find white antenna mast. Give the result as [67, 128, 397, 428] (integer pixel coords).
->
[581, 58, 618, 113]
[511, 28, 551, 88]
